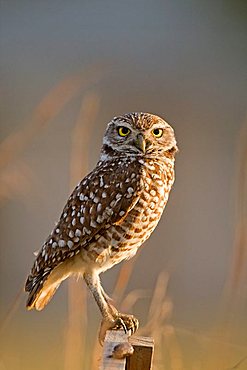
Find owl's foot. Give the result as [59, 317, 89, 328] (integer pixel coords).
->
[98, 313, 139, 345]
[113, 312, 139, 335]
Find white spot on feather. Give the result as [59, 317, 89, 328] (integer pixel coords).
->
[58, 240, 66, 247]
[99, 176, 104, 187]
[110, 200, 116, 207]
[83, 227, 91, 235]
[90, 220, 97, 228]
[75, 229, 81, 237]
[97, 215, 104, 223]
[67, 240, 74, 248]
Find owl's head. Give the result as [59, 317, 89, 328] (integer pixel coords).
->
[101, 112, 178, 160]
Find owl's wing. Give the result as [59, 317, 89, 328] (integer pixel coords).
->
[25, 159, 142, 299]
[56, 159, 142, 253]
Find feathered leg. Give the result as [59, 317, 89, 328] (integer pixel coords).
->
[83, 272, 138, 344]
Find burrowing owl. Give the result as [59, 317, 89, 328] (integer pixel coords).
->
[25, 112, 178, 342]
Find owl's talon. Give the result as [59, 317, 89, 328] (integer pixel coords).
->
[113, 313, 139, 336]
[98, 313, 139, 344]
[113, 317, 128, 333]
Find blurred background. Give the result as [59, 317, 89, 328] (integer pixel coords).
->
[1, 1, 247, 369]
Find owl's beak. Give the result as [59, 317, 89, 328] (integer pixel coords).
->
[134, 134, 146, 153]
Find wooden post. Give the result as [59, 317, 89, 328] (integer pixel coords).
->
[127, 336, 154, 370]
[100, 330, 128, 370]
[100, 330, 154, 370]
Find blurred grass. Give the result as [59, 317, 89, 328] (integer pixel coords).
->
[65, 91, 101, 370]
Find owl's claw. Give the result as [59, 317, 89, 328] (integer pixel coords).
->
[113, 313, 139, 335]
[113, 317, 128, 333]
[98, 313, 139, 345]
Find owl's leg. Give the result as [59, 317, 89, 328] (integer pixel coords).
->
[84, 272, 113, 318]
[100, 287, 139, 335]
[84, 272, 118, 343]
[84, 272, 138, 344]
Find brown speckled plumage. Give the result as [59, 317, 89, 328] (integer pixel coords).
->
[25, 112, 178, 341]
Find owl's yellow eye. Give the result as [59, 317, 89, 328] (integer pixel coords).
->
[118, 126, 130, 137]
[152, 128, 163, 138]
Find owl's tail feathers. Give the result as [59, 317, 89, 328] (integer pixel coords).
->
[25, 271, 60, 311]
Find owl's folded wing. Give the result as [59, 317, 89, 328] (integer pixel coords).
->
[25, 159, 143, 294]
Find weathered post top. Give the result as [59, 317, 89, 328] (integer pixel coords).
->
[100, 330, 154, 370]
